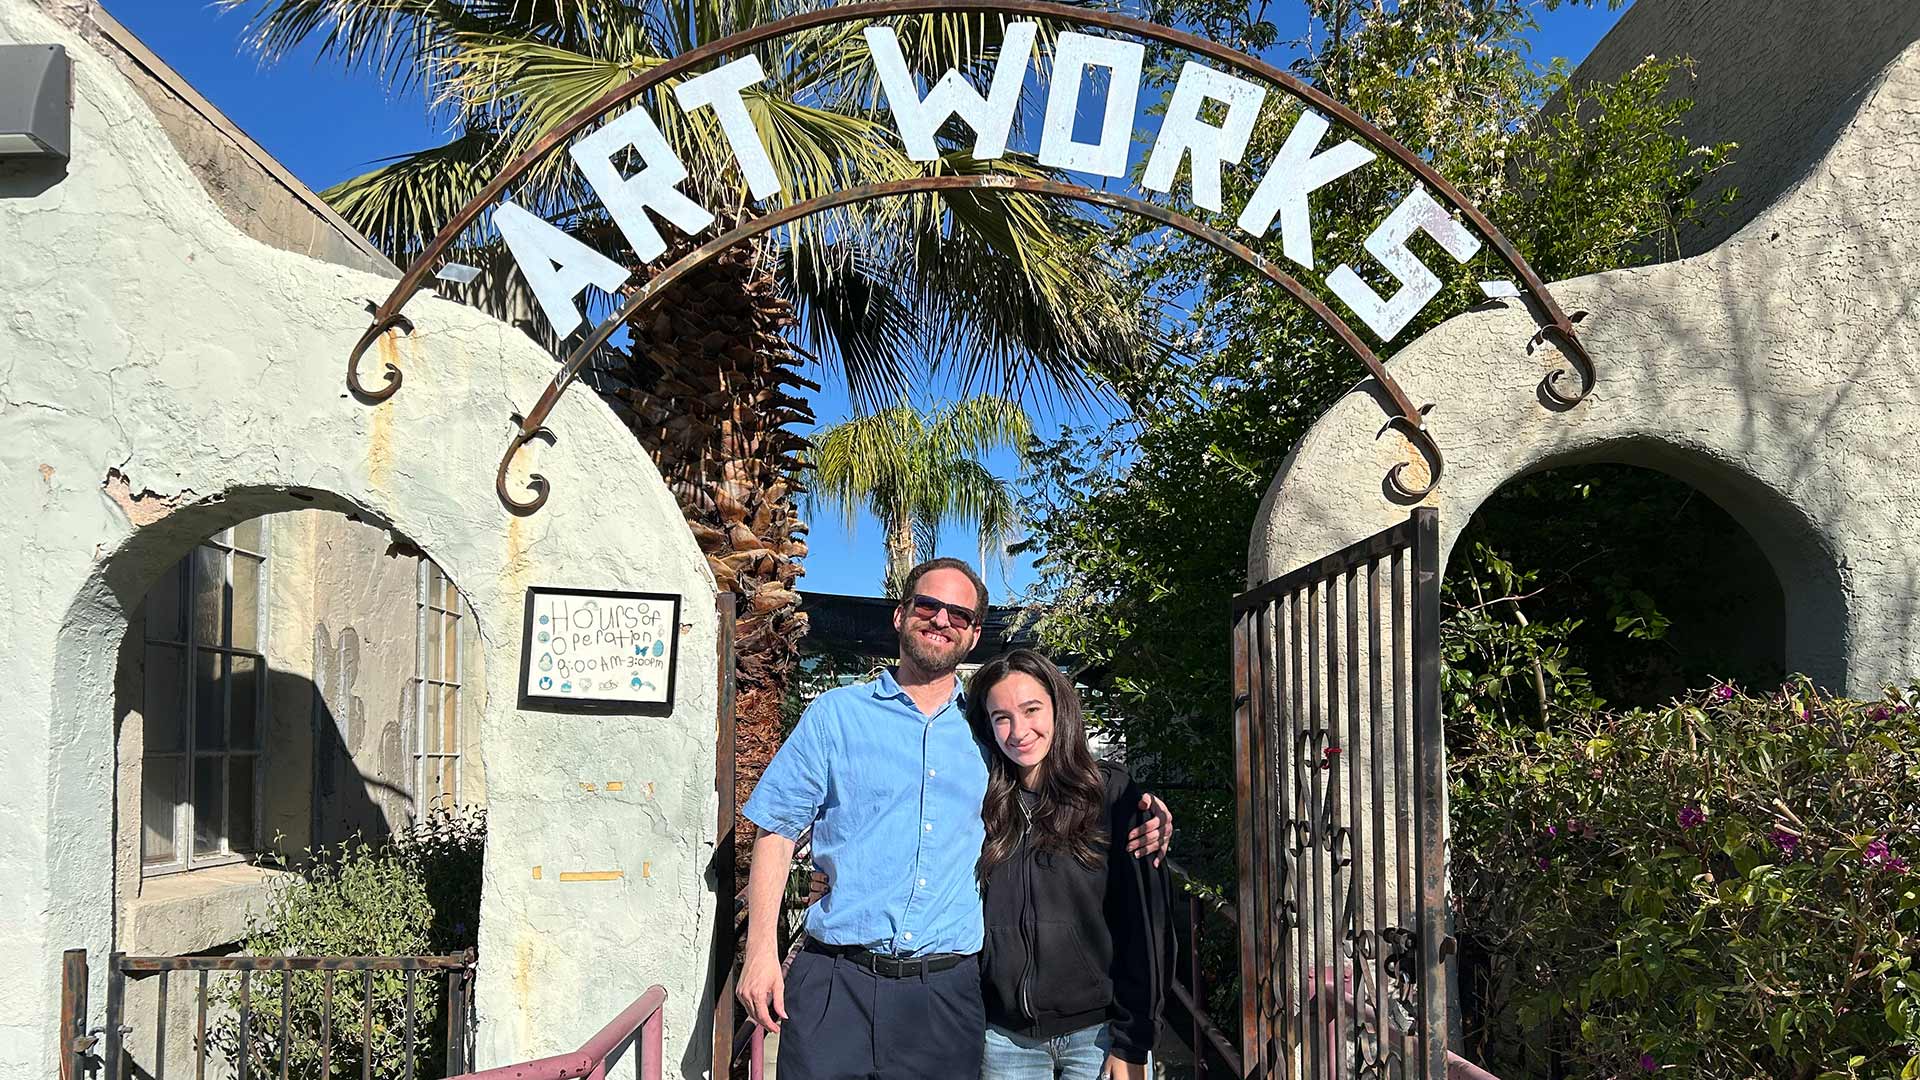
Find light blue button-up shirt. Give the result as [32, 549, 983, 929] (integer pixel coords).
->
[742, 668, 990, 956]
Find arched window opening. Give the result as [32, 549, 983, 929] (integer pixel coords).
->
[123, 511, 486, 892]
[1444, 463, 1787, 727]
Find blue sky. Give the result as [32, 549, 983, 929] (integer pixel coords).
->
[104, 1, 1631, 599]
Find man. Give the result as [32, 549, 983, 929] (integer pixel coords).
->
[737, 557, 1171, 1079]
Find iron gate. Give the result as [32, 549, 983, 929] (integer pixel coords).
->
[1232, 508, 1448, 1080]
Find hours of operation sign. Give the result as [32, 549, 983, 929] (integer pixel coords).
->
[519, 587, 682, 713]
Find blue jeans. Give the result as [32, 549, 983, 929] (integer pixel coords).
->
[981, 1023, 1111, 1080]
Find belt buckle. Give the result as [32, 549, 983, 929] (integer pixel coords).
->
[869, 950, 918, 978]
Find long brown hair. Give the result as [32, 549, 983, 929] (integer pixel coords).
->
[967, 649, 1107, 879]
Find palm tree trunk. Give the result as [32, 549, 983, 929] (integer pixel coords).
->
[884, 509, 916, 599]
[597, 240, 812, 877]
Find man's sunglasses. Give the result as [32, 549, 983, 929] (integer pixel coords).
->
[906, 593, 979, 631]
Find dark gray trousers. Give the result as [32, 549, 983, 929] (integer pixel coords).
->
[776, 950, 985, 1080]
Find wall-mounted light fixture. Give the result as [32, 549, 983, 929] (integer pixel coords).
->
[0, 44, 70, 162]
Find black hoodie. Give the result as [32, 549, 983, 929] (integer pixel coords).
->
[979, 761, 1172, 1063]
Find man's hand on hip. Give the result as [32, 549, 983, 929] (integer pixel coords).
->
[1125, 792, 1174, 867]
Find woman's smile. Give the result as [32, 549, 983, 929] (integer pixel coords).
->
[985, 670, 1056, 780]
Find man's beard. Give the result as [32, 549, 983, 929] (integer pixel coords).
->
[899, 625, 968, 675]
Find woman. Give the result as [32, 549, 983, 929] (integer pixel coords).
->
[967, 649, 1171, 1080]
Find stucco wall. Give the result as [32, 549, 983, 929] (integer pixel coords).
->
[1251, 25, 1920, 695]
[1562, 0, 1920, 257]
[53, 0, 399, 277]
[0, 2, 721, 1077]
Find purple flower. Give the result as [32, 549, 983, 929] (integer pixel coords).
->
[1677, 805, 1706, 830]
[1547, 824, 1559, 837]
[1639, 1052, 1658, 1072]
[1863, 837, 1908, 873]
[1861, 837, 1911, 873]
[1871, 705, 1891, 722]
[1769, 826, 1800, 857]
[1536, 856, 1551, 870]
[1712, 684, 1734, 702]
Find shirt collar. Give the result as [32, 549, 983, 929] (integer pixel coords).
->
[874, 667, 966, 713]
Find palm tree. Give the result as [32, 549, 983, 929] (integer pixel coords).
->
[224, 0, 1147, 864]
[808, 396, 1031, 597]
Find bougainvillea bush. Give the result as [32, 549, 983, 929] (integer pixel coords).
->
[1452, 679, 1920, 1079]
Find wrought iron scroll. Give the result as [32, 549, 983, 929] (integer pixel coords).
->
[494, 177, 1440, 512]
[341, 0, 1597, 513]
[1232, 508, 1448, 1080]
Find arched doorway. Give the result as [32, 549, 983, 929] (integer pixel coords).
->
[1445, 461, 1786, 716]
[103, 502, 490, 1079]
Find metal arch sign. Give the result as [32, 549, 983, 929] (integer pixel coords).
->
[344, 0, 1596, 514]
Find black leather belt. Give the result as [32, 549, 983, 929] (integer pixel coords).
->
[803, 937, 972, 978]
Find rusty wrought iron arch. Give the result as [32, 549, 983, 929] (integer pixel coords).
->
[495, 175, 1444, 513]
[343, 0, 1598, 509]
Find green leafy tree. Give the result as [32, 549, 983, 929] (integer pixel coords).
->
[1019, 0, 1737, 886]
[807, 395, 1031, 596]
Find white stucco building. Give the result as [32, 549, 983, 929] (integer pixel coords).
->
[1253, 1, 1920, 696]
[2, 3, 724, 1077]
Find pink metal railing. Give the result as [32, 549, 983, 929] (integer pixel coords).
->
[451, 986, 667, 1080]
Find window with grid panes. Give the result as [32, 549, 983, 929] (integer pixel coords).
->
[141, 519, 268, 874]
[415, 559, 463, 806]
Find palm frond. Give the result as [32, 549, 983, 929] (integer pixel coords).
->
[781, 245, 919, 412]
[321, 125, 508, 259]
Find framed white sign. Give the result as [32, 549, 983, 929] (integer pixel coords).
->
[518, 587, 682, 714]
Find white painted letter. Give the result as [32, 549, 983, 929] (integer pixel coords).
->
[493, 200, 631, 337]
[1143, 62, 1266, 212]
[570, 105, 715, 264]
[674, 55, 781, 200]
[864, 22, 1038, 161]
[1235, 109, 1375, 269]
[1038, 31, 1145, 177]
[1327, 187, 1483, 341]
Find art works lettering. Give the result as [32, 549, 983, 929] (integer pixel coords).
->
[495, 27, 1484, 346]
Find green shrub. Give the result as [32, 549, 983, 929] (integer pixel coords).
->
[1453, 680, 1920, 1078]
[208, 804, 485, 1079]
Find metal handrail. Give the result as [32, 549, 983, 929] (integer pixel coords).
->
[1167, 859, 1243, 1078]
[451, 986, 667, 1080]
[100, 949, 477, 1080]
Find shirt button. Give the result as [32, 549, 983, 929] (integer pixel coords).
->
[903, 932, 913, 942]
[923, 822, 932, 832]
[918, 878, 927, 887]
[928, 769, 937, 777]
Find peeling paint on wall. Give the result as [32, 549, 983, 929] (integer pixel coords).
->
[101, 468, 188, 527]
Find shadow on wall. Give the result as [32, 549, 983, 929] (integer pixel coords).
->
[0, 157, 67, 199]
[304, 631, 414, 852]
